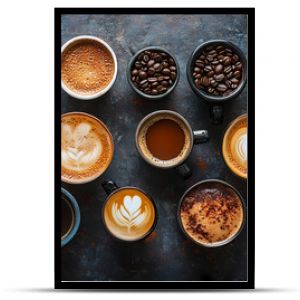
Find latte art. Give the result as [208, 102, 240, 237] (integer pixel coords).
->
[62, 123, 103, 171]
[222, 114, 247, 179]
[112, 195, 149, 232]
[236, 133, 247, 162]
[61, 113, 114, 184]
[103, 188, 156, 241]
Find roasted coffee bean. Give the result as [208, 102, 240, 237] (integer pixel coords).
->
[162, 68, 171, 76]
[151, 89, 158, 95]
[152, 82, 159, 88]
[232, 54, 239, 63]
[231, 83, 238, 89]
[153, 63, 161, 69]
[216, 84, 228, 92]
[169, 58, 175, 65]
[195, 60, 205, 68]
[132, 69, 139, 76]
[139, 71, 147, 80]
[226, 71, 233, 79]
[235, 61, 242, 70]
[223, 56, 232, 66]
[234, 70, 241, 78]
[202, 76, 211, 87]
[162, 61, 169, 68]
[131, 76, 136, 82]
[168, 80, 173, 86]
[147, 59, 155, 67]
[207, 71, 214, 77]
[135, 61, 143, 69]
[216, 45, 224, 51]
[153, 53, 162, 62]
[231, 78, 239, 84]
[214, 64, 223, 74]
[170, 66, 176, 72]
[195, 78, 202, 88]
[210, 79, 218, 88]
[161, 80, 169, 87]
[225, 79, 232, 88]
[163, 76, 170, 80]
[171, 72, 176, 81]
[143, 54, 150, 62]
[157, 76, 164, 81]
[214, 74, 225, 82]
[148, 67, 155, 75]
[139, 79, 148, 86]
[204, 65, 213, 72]
[194, 67, 201, 73]
[208, 87, 215, 94]
[148, 77, 158, 83]
[224, 66, 232, 74]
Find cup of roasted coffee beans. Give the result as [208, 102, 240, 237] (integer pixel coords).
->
[127, 47, 179, 99]
[187, 40, 247, 124]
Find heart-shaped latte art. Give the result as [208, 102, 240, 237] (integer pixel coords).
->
[111, 195, 148, 231]
[61, 122, 102, 171]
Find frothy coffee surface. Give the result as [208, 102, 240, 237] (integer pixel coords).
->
[137, 113, 191, 168]
[104, 188, 155, 241]
[180, 182, 244, 245]
[61, 113, 113, 183]
[61, 39, 115, 95]
[222, 114, 247, 179]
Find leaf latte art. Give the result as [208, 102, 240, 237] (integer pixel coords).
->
[112, 195, 148, 232]
[61, 113, 114, 184]
[103, 188, 156, 241]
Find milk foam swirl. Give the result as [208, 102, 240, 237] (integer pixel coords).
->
[111, 195, 148, 232]
[62, 123, 103, 171]
[236, 133, 247, 162]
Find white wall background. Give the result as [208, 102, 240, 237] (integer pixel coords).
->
[0, 0, 299, 299]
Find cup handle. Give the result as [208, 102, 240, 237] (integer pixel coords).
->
[210, 104, 223, 124]
[102, 180, 118, 195]
[193, 130, 209, 144]
[176, 163, 192, 179]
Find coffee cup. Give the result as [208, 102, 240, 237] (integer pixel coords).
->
[61, 112, 114, 184]
[61, 187, 81, 247]
[61, 35, 117, 100]
[135, 110, 209, 178]
[101, 181, 157, 242]
[186, 40, 247, 124]
[178, 179, 245, 247]
[222, 114, 247, 179]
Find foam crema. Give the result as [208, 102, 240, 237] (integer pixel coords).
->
[222, 114, 247, 179]
[61, 113, 113, 184]
[136, 112, 192, 168]
[180, 181, 244, 246]
[103, 188, 156, 241]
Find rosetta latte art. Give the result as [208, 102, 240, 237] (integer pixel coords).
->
[236, 133, 247, 162]
[112, 195, 148, 232]
[62, 123, 102, 172]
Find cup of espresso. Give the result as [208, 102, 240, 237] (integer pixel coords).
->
[135, 110, 209, 178]
[101, 181, 157, 242]
[61, 188, 81, 247]
[61, 112, 114, 184]
[61, 35, 117, 100]
[222, 114, 247, 179]
[178, 179, 245, 247]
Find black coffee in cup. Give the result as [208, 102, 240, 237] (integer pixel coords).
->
[61, 196, 74, 239]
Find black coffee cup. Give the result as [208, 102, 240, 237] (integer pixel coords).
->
[61, 187, 81, 247]
[135, 110, 209, 179]
[186, 40, 247, 124]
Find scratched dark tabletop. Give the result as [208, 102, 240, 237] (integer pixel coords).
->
[61, 14, 248, 282]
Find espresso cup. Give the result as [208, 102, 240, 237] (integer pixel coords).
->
[61, 112, 114, 184]
[222, 114, 247, 179]
[135, 110, 209, 178]
[61, 187, 81, 247]
[101, 181, 157, 242]
[61, 35, 118, 100]
[178, 179, 245, 247]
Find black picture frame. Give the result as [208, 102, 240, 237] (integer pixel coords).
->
[55, 7, 255, 290]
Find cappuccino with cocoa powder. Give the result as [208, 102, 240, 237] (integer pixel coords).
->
[179, 180, 244, 246]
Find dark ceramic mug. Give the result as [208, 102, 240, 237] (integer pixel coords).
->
[177, 179, 246, 247]
[135, 110, 209, 179]
[186, 40, 247, 124]
[61, 187, 81, 247]
[101, 181, 158, 242]
[127, 46, 180, 100]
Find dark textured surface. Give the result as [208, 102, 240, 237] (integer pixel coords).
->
[61, 14, 248, 282]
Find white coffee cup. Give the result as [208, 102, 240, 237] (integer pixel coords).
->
[61, 35, 118, 100]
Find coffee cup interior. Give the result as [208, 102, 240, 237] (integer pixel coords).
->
[135, 110, 193, 168]
[61, 188, 81, 247]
